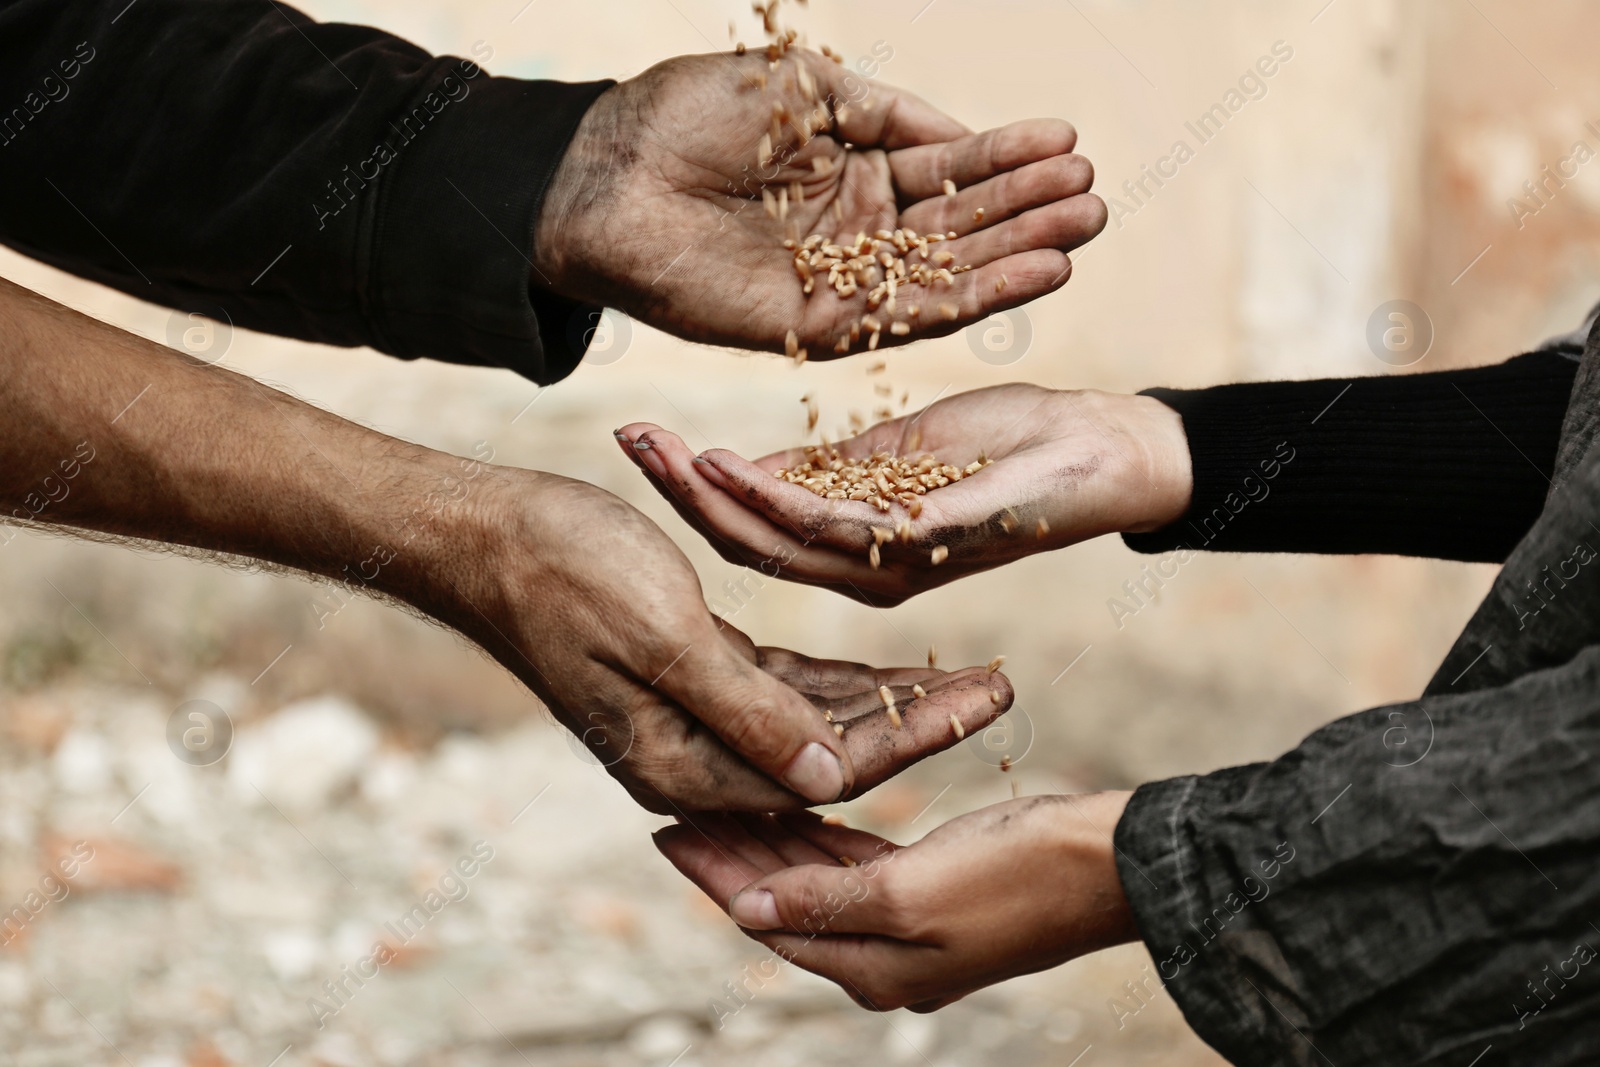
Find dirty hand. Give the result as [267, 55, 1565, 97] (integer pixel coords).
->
[614, 385, 1191, 606]
[534, 51, 1106, 359]
[654, 792, 1138, 1011]
[469, 471, 1014, 812]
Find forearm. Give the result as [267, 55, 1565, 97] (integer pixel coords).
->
[1122, 350, 1579, 561]
[0, 277, 505, 630]
[0, 0, 610, 379]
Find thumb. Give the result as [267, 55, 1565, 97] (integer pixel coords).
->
[654, 631, 855, 805]
[729, 860, 889, 935]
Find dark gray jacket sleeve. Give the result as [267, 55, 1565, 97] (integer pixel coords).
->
[1114, 648, 1600, 1066]
[0, 0, 612, 382]
[1113, 331, 1600, 1066]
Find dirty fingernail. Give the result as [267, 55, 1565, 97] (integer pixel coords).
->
[729, 890, 781, 930]
[784, 742, 846, 803]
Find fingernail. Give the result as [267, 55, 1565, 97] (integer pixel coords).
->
[729, 890, 781, 930]
[784, 742, 846, 803]
[613, 430, 628, 441]
[632, 439, 652, 451]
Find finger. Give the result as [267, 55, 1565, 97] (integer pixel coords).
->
[650, 616, 857, 805]
[755, 646, 945, 700]
[733, 812, 841, 867]
[838, 668, 1014, 796]
[616, 427, 752, 569]
[699, 447, 892, 550]
[881, 249, 1079, 346]
[775, 810, 901, 863]
[888, 119, 1079, 201]
[898, 153, 1095, 239]
[626, 426, 832, 566]
[808, 56, 972, 147]
[655, 823, 774, 906]
[680, 811, 791, 876]
[940, 193, 1108, 264]
[728, 860, 895, 935]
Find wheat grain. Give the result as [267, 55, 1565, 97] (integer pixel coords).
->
[986, 655, 1005, 674]
[821, 813, 848, 826]
[927, 644, 938, 668]
[950, 714, 965, 740]
[973, 207, 985, 222]
[911, 683, 927, 700]
[930, 545, 949, 565]
[868, 542, 880, 569]
[839, 855, 857, 867]
[1035, 517, 1049, 537]
[942, 178, 957, 198]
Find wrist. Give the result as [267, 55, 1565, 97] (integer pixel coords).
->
[1117, 393, 1193, 533]
[1052, 790, 1140, 951]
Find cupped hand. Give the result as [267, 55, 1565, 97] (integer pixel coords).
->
[535, 50, 1106, 358]
[654, 791, 1138, 1011]
[615, 385, 1191, 606]
[467, 470, 1014, 813]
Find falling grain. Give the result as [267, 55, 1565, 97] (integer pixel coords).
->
[950, 714, 965, 740]
[822, 813, 848, 826]
[973, 207, 985, 222]
[868, 542, 881, 570]
[839, 855, 857, 867]
[986, 655, 1006, 674]
[989, 690, 1003, 706]
[833, 723, 844, 737]
[939, 302, 960, 321]
[930, 545, 949, 565]
[889, 321, 910, 336]
[942, 178, 957, 198]
[927, 644, 938, 668]
[785, 329, 799, 359]
[886, 704, 902, 729]
[1035, 517, 1050, 537]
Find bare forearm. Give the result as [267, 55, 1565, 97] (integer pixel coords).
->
[0, 277, 503, 626]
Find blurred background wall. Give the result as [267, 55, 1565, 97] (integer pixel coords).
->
[2, 1, 1595, 1064]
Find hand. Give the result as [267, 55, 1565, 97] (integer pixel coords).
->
[654, 791, 1139, 1011]
[535, 50, 1106, 358]
[614, 385, 1192, 605]
[458, 470, 1015, 813]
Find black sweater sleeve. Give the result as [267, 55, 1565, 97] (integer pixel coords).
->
[1122, 351, 1580, 562]
[0, 0, 613, 383]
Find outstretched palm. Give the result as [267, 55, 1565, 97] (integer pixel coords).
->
[615, 385, 1189, 605]
[536, 51, 1106, 357]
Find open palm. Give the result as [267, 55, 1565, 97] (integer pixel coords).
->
[535, 51, 1107, 358]
[616, 385, 1189, 604]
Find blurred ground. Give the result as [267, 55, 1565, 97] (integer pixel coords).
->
[3, 0, 1598, 1064]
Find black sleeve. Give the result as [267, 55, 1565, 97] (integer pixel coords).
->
[1112, 646, 1600, 1067]
[1122, 351, 1579, 562]
[0, 0, 613, 383]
